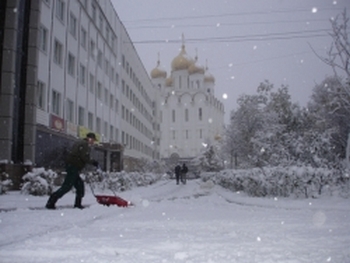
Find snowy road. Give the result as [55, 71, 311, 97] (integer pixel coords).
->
[0, 178, 349, 262]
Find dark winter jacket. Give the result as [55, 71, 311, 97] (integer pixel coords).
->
[175, 165, 181, 175]
[181, 164, 188, 174]
[65, 139, 95, 170]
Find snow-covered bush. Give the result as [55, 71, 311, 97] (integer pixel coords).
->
[85, 170, 164, 193]
[202, 166, 349, 198]
[21, 168, 58, 196]
[0, 172, 12, 194]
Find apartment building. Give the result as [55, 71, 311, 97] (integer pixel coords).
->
[0, 0, 160, 184]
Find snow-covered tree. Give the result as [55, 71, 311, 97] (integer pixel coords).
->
[311, 9, 350, 112]
[223, 90, 266, 168]
[191, 145, 224, 172]
[308, 76, 350, 162]
[224, 81, 304, 168]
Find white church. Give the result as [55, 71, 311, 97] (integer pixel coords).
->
[150, 39, 225, 163]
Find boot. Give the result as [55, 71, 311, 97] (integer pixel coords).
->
[46, 195, 58, 209]
[74, 196, 84, 209]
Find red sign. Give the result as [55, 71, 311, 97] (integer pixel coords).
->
[50, 115, 65, 131]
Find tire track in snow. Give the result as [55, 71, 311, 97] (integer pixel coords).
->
[0, 206, 122, 248]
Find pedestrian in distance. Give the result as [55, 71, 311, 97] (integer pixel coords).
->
[181, 163, 188, 184]
[45, 133, 99, 209]
[174, 163, 181, 185]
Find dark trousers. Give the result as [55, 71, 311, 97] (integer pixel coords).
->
[180, 172, 187, 184]
[175, 173, 180, 184]
[51, 165, 84, 200]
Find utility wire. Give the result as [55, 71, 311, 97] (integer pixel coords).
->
[122, 7, 342, 24]
[125, 18, 329, 30]
[126, 28, 330, 45]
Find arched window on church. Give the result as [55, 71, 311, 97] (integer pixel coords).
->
[185, 108, 189, 122]
[196, 80, 200, 89]
[199, 108, 202, 121]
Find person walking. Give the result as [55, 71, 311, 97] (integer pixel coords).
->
[45, 133, 99, 209]
[174, 163, 181, 185]
[181, 163, 188, 184]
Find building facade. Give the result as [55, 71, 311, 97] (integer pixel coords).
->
[150, 40, 225, 164]
[0, 0, 160, 181]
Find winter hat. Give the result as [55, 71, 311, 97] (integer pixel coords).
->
[86, 132, 97, 140]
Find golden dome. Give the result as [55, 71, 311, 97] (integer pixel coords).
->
[171, 44, 194, 71]
[150, 59, 167, 79]
[165, 77, 173, 87]
[204, 65, 215, 83]
[188, 56, 205, 75]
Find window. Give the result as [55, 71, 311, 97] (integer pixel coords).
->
[111, 35, 115, 52]
[96, 117, 101, 133]
[88, 112, 93, 130]
[115, 128, 119, 142]
[67, 53, 75, 76]
[99, 13, 103, 33]
[172, 130, 176, 140]
[172, 109, 175, 122]
[110, 125, 113, 141]
[39, 25, 48, 52]
[115, 99, 119, 113]
[97, 50, 102, 67]
[104, 121, 108, 137]
[66, 99, 74, 122]
[122, 55, 125, 68]
[80, 27, 87, 49]
[186, 130, 189, 139]
[185, 108, 189, 122]
[110, 67, 114, 82]
[69, 12, 77, 37]
[53, 39, 63, 66]
[79, 64, 86, 86]
[97, 82, 102, 99]
[105, 59, 109, 75]
[91, 3, 96, 22]
[106, 26, 110, 44]
[199, 129, 203, 139]
[89, 73, 94, 93]
[125, 109, 129, 122]
[36, 81, 46, 109]
[56, 0, 65, 22]
[110, 94, 114, 109]
[52, 90, 61, 115]
[90, 40, 95, 59]
[115, 73, 119, 86]
[78, 106, 85, 125]
[104, 88, 109, 106]
[199, 108, 202, 121]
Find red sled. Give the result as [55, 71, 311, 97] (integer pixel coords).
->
[95, 195, 132, 207]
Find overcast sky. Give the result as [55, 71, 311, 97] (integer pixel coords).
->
[112, 0, 349, 123]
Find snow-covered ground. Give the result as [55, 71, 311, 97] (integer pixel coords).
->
[0, 178, 349, 263]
